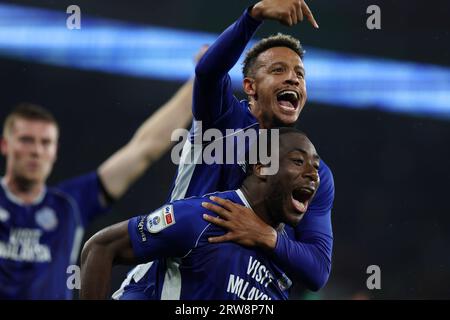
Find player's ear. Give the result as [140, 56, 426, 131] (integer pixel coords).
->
[0, 137, 8, 156]
[52, 127, 60, 162]
[243, 77, 256, 96]
[253, 163, 268, 181]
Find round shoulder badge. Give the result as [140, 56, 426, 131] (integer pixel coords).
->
[0, 207, 10, 223]
[35, 207, 58, 231]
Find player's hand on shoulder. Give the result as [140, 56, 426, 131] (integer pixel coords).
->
[202, 196, 277, 250]
[250, 0, 319, 28]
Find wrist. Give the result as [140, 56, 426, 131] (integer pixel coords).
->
[257, 226, 277, 251]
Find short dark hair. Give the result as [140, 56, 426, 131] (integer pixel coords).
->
[242, 33, 304, 77]
[277, 126, 307, 137]
[3, 103, 58, 137]
[245, 127, 307, 176]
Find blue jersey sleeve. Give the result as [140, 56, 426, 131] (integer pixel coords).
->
[56, 171, 109, 227]
[193, 8, 261, 129]
[272, 161, 335, 291]
[128, 199, 209, 263]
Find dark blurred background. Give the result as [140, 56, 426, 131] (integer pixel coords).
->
[0, 0, 449, 299]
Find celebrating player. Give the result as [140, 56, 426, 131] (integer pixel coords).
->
[0, 78, 194, 299]
[116, 0, 333, 299]
[81, 128, 322, 300]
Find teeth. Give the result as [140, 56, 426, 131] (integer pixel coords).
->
[278, 90, 299, 100]
[292, 188, 315, 204]
[300, 187, 314, 194]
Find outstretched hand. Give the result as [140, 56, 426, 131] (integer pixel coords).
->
[202, 196, 277, 250]
[251, 0, 319, 28]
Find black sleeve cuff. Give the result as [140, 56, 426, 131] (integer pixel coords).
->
[97, 174, 116, 205]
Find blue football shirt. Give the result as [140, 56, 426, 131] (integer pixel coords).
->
[0, 172, 108, 299]
[127, 190, 292, 300]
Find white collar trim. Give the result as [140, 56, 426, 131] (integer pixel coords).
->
[0, 177, 46, 206]
[236, 189, 253, 209]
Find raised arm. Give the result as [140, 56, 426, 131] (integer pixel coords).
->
[97, 79, 193, 201]
[193, 7, 262, 124]
[80, 220, 136, 299]
[194, 0, 317, 80]
[193, 0, 318, 126]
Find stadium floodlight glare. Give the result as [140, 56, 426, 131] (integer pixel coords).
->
[0, 3, 449, 119]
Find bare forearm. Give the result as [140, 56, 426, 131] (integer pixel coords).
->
[130, 79, 193, 162]
[98, 79, 193, 199]
[80, 242, 114, 299]
[80, 221, 136, 299]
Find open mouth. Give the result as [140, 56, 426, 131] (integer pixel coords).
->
[27, 161, 41, 170]
[291, 186, 315, 214]
[277, 90, 300, 111]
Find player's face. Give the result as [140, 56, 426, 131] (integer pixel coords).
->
[265, 133, 320, 227]
[1, 118, 58, 185]
[249, 47, 306, 127]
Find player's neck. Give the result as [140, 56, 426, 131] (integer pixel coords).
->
[249, 102, 272, 129]
[2, 174, 45, 205]
[240, 184, 278, 228]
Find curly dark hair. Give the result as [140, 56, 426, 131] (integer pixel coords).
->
[242, 33, 304, 77]
[245, 127, 308, 176]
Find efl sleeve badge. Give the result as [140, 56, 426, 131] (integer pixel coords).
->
[146, 204, 176, 233]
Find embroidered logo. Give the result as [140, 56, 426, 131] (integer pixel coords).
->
[35, 207, 58, 231]
[0, 207, 10, 223]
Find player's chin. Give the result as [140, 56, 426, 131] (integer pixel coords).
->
[30, 170, 50, 183]
[274, 110, 300, 126]
[20, 175, 41, 185]
[284, 210, 305, 227]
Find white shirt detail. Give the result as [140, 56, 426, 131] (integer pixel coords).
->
[236, 189, 253, 209]
[0, 177, 46, 206]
